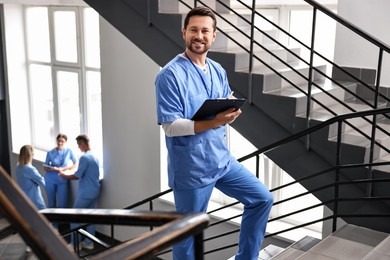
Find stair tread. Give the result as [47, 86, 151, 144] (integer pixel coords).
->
[272, 225, 390, 260]
[304, 100, 386, 120]
[265, 79, 342, 97]
[236, 60, 307, 74]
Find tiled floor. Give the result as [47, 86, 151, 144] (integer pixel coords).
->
[0, 217, 95, 259]
[0, 217, 39, 260]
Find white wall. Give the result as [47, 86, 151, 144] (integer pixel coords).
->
[99, 17, 161, 211]
[334, 0, 390, 86]
[97, 18, 163, 240]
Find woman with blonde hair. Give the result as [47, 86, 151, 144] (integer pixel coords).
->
[15, 145, 46, 210]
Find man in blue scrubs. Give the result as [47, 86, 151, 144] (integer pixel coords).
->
[59, 134, 100, 250]
[155, 6, 274, 260]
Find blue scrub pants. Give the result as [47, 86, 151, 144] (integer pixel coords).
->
[71, 197, 97, 246]
[45, 181, 69, 208]
[172, 160, 274, 260]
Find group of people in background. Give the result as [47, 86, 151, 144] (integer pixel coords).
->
[12, 133, 100, 250]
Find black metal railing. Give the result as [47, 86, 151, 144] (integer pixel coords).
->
[182, 0, 390, 193]
[111, 107, 390, 257]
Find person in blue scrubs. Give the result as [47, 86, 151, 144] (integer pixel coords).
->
[59, 134, 100, 250]
[155, 6, 274, 260]
[43, 133, 77, 209]
[15, 145, 46, 210]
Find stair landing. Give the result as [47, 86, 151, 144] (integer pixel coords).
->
[270, 224, 390, 260]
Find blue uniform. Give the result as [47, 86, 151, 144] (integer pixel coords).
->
[16, 164, 46, 210]
[156, 54, 274, 260]
[44, 148, 77, 208]
[71, 151, 100, 245]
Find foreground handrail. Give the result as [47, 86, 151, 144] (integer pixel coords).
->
[42, 208, 210, 260]
[0, 167, 210, 260]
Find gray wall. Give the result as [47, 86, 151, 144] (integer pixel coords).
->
[334, 0, 390, 86]
[97, 17, 162, 239]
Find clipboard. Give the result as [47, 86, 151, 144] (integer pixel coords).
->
[42, 164, 55, 170]
[192, 98, 246, 120]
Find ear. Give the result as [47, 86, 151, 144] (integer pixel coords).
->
[212, 30, 216, 43]
[181, 28, 186, 40]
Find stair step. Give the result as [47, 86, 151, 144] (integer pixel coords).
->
[158, 0, 232, 14]
[271, 225, 390, 260]
[270, 236, 320, 260]
[221, 46, 301, 71]
[227, 244, 285, 260]
[267, 80, 355, 116]
[307, 99, 386, 122]
[265, 64, 327, 92]
[259, 244, 285, 260]
[295, 224, 389, 259]
[212, 28, 279, 50]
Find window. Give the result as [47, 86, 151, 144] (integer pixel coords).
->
[5, 5, 103, 175]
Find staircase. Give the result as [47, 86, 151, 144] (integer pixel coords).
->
[265, 224, 390, 259]
[83, 0, 390, 233]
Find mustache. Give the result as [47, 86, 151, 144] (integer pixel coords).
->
[193, 39, 204, 43]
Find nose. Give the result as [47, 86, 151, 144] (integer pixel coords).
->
[195, 30, 203, 40]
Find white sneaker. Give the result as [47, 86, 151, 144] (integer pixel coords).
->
[79, 241, 94, 250]
[25, 246, 31, 253]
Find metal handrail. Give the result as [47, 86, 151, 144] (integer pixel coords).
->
[123, 106, 390, 257]
[187, 0, 390, 158]
[0, 163, 211, 259]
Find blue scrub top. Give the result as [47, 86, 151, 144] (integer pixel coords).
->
[156, 54, 234, 190]
[74, 151, 100, 199]
[16, 164, 46, 210]
[45, 147, 77, 184]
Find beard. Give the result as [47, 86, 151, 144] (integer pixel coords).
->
[186, 40, 209, 55]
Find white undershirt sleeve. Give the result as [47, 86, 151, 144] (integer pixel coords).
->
[162, 118, 195, 137]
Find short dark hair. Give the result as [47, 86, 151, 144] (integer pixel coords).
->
[76, 134, 90, 145]
[56, 133, 68, 141]
[184, 6, 217, 31]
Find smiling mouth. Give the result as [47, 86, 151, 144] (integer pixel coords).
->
[192, 41, 204, 47]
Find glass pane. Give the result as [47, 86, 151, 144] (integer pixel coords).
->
[25, 7, 50, 62]
[29, 64, 54, 149]
[57, 71, 81, 145]
[86, 70, 103, 177]
[53, 10, 78, 63]
[84, 8, 101, 68]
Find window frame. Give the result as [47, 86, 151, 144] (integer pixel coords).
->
[6, 4, 103, 165]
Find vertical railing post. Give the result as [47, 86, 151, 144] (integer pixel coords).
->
[332, 120, 343, 232]
[149, 200, 154, 231]
[305, 7, 317, 151]
[247, 0, 256, 104]
[111, 224, 115, 245]
[147, 0, 151, 25]
[367, 48, 383, 197]
[194, 232, 204, 260]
